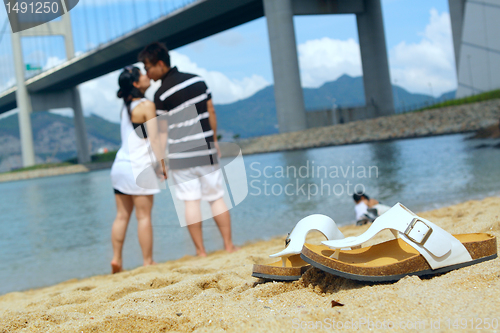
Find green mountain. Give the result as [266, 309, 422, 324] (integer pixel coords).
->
[215, 74, 456, 139]
[303, 74, 366, 109]
[0, 112, 120, 170]
[0, 74, 456, 169]
[0, 112, 120, 144]
[215, 86, 278, 138]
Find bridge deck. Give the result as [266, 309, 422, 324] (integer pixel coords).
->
[0, 0, 263, 114]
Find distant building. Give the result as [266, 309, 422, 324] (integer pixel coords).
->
[450, 0, 500, 98]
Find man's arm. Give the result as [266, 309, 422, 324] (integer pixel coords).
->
[154, 95, 169, 173]
[207, 98, 217, 140]
[142, 101, 168, 178]
[207, 98, 221, 157]
[157, 116, 168, 162]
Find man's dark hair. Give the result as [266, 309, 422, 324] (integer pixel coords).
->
[138, 42, 171, 67]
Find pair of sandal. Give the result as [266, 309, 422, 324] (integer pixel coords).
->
[252, 203, 497, 282]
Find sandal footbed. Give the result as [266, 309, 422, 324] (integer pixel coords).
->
[300, 233, 496, 278]
[252, 253, 310, 278]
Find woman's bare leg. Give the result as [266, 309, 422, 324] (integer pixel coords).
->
[111, 194, 134, 273]
[132, 195, 155, 266]
[185, 200, 206, 257]
[210, 198, 239, 253]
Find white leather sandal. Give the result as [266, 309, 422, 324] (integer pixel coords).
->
[301, 203, 497, 282]
[252, 214, 344, 281]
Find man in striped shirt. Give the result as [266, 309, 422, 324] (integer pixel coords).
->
[139, 42, 238, 256]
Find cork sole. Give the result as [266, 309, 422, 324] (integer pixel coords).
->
[300, 233, 497, 282]
[252, 253, 311, 281]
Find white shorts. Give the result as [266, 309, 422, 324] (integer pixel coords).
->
[171, 165, 225, 202]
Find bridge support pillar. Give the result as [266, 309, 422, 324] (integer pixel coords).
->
[264, 0, 307, 133]
[71, 88, 91, 164]
[356, 0, 394, 116]
[30, 88, 91, 164]
[448, 0, 466, 74]
[11, 32, 36, 167]
[12, 9, 90, 166]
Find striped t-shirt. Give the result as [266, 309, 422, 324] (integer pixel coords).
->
[154, 67, 218, 170]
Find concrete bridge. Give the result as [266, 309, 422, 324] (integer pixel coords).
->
[1, 0, 395, 167]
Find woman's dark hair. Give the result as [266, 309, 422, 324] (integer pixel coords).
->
[138, 42, 170, 67]
[117, 66, 144, 117]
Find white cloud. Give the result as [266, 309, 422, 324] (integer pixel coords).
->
[59, 52, 269, 122]
[44, 55, 122, 122]
[168, 51, 269, 104]
[49, 108, 74, 117]
[0, 77, 16, 92]
[0, 53, 15, 91]
[212, 30, 245, 47]
[78, 70, 121, 122]
[25, 50, 45, 68]
[50, 71, 121, 120]
[297, 37, 362, 88]
[44, 56, 66, 70]
[296, 9, 456, 96]
[389, 9, 457, 96]
[187, 41, 206, 53]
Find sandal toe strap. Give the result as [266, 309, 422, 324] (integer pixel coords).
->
[322, 203, 472, 269]
[270, 214, 344, 258]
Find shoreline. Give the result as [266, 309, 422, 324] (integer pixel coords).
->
[0, 129, 493, 184]
[1, 196, 499, 332]
[235, 99, 500, 155]
[0, 161, 113, 183]
[1, 100, 499, 183]
[239, 129, 477, 155]
[3, 189, 499, 296]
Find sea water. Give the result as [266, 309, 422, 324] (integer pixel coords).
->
[1, 133, 499, 295]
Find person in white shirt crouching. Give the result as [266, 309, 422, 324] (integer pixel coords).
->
[353, 191, 390, 225]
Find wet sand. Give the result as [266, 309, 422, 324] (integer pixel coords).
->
[1, 197, 499, 332]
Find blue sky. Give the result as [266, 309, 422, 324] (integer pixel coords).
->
[151, 0, 456, 110]
[179, 0, 451, 83]
[0, 0, 456, 122]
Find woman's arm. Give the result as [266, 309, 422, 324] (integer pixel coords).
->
[134, 101, 167, 178]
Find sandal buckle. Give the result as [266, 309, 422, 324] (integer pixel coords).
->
[404, 218, 432, 245]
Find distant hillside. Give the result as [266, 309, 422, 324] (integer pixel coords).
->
[0, 74, 456, 171]
[438, 90, 457, 101]
[0, 112, 120, 144]
[303, 74, 366, 109]
[0, 112, 120, 172]
[215, 75, 456, 139]
[215, 86, 278, 139]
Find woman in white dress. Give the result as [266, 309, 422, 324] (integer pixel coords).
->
[110, 66, 166, 273]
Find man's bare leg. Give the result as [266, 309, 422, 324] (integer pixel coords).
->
[210, 198, 239, 253]
[185, 200, 207, 256]
[132, 195, 156, 266]
[111, 194, 134, 273]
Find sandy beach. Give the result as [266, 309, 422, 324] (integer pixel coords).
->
[1, 197, 499, 332]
